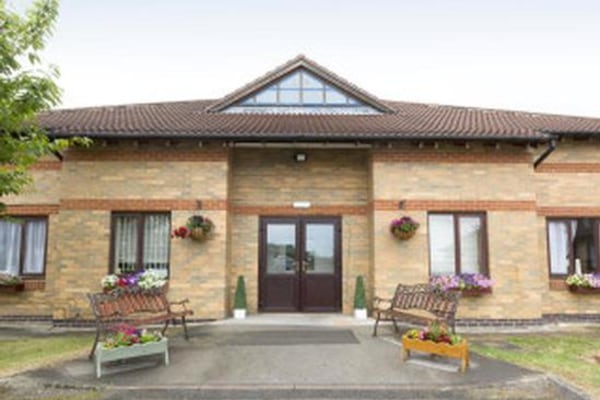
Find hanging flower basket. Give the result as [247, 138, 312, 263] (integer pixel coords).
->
[391, 228, 416, 240]
[172, 215, 214, 242]
[189, 227, 206, 241]
[389, 216, 419, 240]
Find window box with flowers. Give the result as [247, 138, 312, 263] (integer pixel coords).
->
[101, 270, 167, 294]
[94, 323, 168, 378]
[172, 215, 215, 241]
[402, 321, 469, 373]
[389, 216, 419, 240]
[0, 273, 25, 293]
[565, 273, 600, 294]
[430, 273, 494, 297]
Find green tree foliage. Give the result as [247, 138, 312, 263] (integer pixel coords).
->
[0, 0, 89, 212]
[354, 275, 366, 309]
[234, 276, 247, 309]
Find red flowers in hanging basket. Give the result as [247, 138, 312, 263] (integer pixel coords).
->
[171, 215, 214, 241]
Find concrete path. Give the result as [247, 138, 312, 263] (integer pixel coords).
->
[0, 315, 590, 399]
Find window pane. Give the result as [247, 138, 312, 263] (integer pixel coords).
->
[255, 89, 277, 104]
[23, 220, 47, 274]
[459, 216, 483, 274]
[114, 216, 138, 274]
[429, 214, 456, 275]
[305, 224, 334, 274]
[0, 220, 21, 275]
[143, 214, 170, 277]
[548, 221, 570, 275]
[302, 89, 324, 104]
[279, 89, 301, 104]
[301, 71, 323, 89]
[266, 224, 296, 274]
[278, 72, 301, 89]
[324, 86, 348, 104]
[573, 218, 596, 274]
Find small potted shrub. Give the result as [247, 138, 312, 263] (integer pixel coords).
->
[390, 216, 419, 240]
[353, 275, 367, 319]
[233, 276, 247, 319]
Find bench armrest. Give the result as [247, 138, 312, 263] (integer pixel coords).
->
[169, 298, 193, 315]
[373, 297, 392, 310]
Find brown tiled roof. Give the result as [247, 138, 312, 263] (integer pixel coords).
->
[39, 55, 600, 142]
[39, 99, 600, 142]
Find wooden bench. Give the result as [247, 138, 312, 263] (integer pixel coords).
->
[372, 283, 461, 337]
[87, 289, 193, 359]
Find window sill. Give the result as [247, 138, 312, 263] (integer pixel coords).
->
[23, 279, 45, 291]
[549, 279, 567, 291]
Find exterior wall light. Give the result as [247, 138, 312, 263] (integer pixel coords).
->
[294, 152, 307, 162]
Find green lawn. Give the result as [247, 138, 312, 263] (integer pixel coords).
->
[0, 334, 93, 377]
[471, 328, 600, 398]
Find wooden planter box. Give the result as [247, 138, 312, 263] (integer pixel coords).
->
[0, 283, 25, 293]
[568, 286, 600, 295]
[94, 338, 169, 378]
[401, 337, 470, 373]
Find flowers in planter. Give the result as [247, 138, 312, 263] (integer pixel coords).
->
[0, 273, 25, 292]
[172, 215, 214, 241]
[404, 321, 463, 345]
[102, 323, 163, 349]
[389, 216, 420, 240]
[101, 270, 167, 293]
[0, 273, 23, 287]
[429, 273, 493, 292]
[565, 273, 600, 289]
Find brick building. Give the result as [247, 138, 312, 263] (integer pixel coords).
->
[2, 55, 600, 325]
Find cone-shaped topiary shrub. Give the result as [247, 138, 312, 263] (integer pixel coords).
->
[234, 275, 247, 310]
[354, 275, 366, 309]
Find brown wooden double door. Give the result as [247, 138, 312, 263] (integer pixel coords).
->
[259, 217, 342, 312]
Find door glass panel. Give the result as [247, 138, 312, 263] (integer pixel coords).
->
[266, 224, 296, 274]
[305, 224, 334, 274]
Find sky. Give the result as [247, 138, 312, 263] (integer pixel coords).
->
[23, 0, 600, 117]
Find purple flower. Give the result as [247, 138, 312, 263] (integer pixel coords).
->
[430, 273, 493, 291]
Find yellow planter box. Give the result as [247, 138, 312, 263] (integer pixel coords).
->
[401, 336, 470, 373]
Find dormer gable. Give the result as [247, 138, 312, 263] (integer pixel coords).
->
[207, 55, 395, 115]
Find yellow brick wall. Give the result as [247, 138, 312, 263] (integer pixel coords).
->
[536, 140, 600, 314]
[1, 142, 230, 319]
[371, 144, 543, 319]
[3, 139, 600, 321]
[229, 148, 371, 314]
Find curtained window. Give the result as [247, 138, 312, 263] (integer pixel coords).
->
[0, 217, 47, 276]
[111, 213, 170, 277]
[547, 218, 598, 276]
[428, 213, 488, 276]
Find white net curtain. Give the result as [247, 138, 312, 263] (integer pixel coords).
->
[0, 219, 46, 275]
[113, 214, 169, 277]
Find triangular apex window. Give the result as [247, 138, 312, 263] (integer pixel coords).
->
[223, 68, 380, 115]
